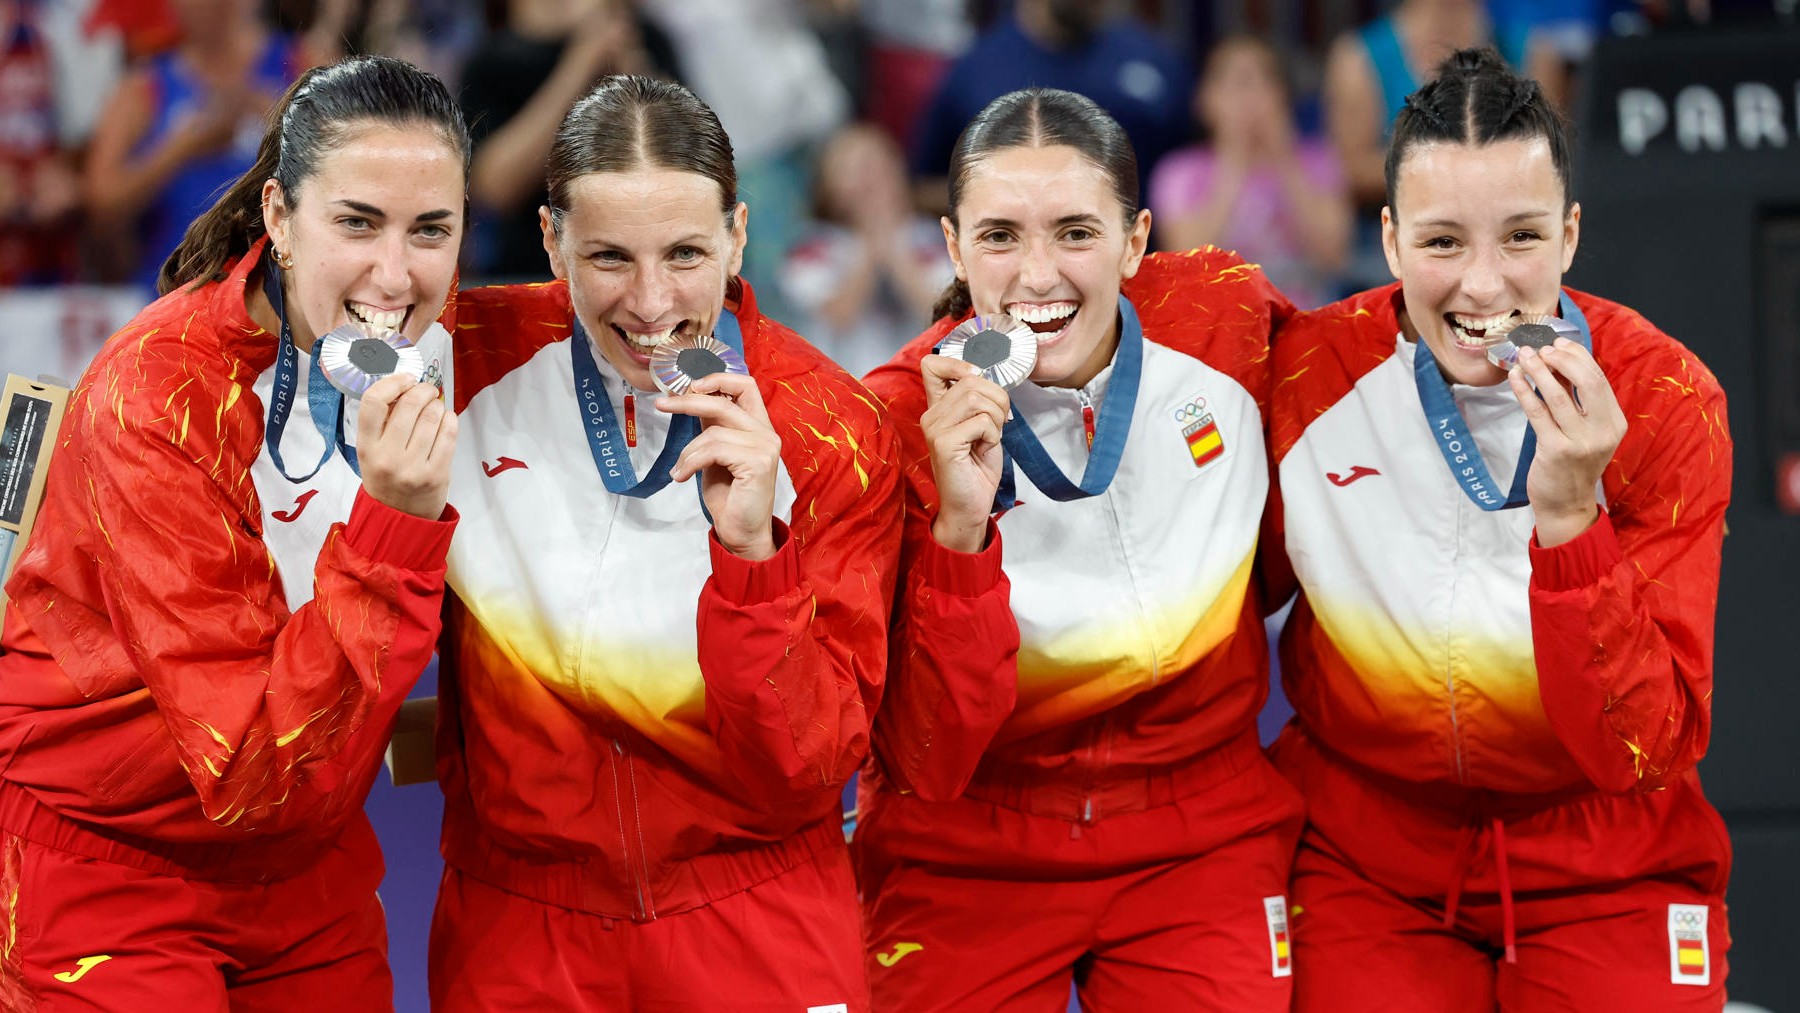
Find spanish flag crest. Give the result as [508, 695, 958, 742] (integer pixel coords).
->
[1173, 392, 1225, 469]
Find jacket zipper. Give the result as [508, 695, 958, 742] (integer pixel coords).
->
[1066, 382, 1154, 829]
[610, 737, 653, 920]
[1444, 494, 1469, 783]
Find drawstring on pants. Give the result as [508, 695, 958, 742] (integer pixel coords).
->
[1441, 815, 1518, 963]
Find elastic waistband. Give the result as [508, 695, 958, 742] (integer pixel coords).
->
[963, 730, 1266, 823]
[1294, 726, 1599, 822]
[442, 809, 845, 921]
[0, 778, 339, 883]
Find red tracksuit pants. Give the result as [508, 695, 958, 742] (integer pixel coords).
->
[428, 837, 868, 1012]
[1271, 724, 1731, 1012]
[0, 824, 389, 1012]
[855, 732, 1304, 1012]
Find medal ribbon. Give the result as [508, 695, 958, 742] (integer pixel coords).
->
[1411, 291, 1592, 510]
[261, 249, 358, 482]
[992, 294, 1143, 508]
[571, 309, 744, 498]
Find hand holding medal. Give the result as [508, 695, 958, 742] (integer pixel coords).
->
[921, 313, 1034, 552]
[1504, 323, 1627, 548]
[656, 332, 779, 561]
[355, 370, 457, 520]
[319, 319, 455, 518]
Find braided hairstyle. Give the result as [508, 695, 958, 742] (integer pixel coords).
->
[1384, 48, 1572, 213]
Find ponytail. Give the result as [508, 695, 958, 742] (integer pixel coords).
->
[157, 106, 285, 294]
[932, 278, 973, 322]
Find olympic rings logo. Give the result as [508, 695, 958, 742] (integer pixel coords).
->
[1171, 395, 1210, 424]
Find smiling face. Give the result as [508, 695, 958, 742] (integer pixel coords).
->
[945, 144, 1150, 389]
[262, 121, 465, 351]
[542, 168, 747, 392]
[1383, 135, 1580, 387]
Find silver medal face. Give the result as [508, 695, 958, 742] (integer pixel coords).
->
[1485, 314, 1580, 369]
[937, 312, 1038, 389]
[649, 333, 749, 395]
[317, 322, 424, 396]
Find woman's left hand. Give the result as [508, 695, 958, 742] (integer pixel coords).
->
[1509, 338, 1628, 547]
[661, 372, 782, 560]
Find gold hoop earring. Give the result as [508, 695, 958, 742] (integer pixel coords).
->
[273, 247, 295, 270]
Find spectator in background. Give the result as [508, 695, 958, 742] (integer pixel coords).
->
[0, 0, 80, 286]
[356, 0, 487, 89]
[1150, 34, 1350, 310]
[857, 0, 971, 151]
[1322, 0, 1556, 290]
[781, 123, 950, 377]
[81, 0, 345, 287]
[910, 0, 1192, 215]
[1325, 0, 1535, 208]
[637, 0, 851, 325]
[458, 0, 670, 280]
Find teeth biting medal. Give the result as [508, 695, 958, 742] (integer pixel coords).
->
[937, 312, 1038, 389]
[650, 332, 749, 395]
[317, 320, 424, 396]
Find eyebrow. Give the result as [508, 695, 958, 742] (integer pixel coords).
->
[576, 233, 713, 251]
[969, 213, 1108, 230]
[1412, 210, 1555, 230]
[333, 199, 456, 223]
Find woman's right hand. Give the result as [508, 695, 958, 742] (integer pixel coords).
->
[920, 353, 1008, 553]
[356, 373, 457, 520]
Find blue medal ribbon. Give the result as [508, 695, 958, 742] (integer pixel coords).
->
[261, 249, 358, 482]
[1412, 291, 1592, 511]
[570, 310, 744, 498]
[991, 294, 1142, 509]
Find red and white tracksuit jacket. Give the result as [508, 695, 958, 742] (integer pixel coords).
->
[1268, 283, 1732, 967]
[857, 249, 1297, 858]
[438, 277, 901, 920]
[0, 237, 456, 880]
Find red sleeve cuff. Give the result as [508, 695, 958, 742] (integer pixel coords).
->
[920, 521, 1004, 597]
[708, 519, 801, 605]
[344, 488, 457, 571]
[1530, 508, 1622, 592]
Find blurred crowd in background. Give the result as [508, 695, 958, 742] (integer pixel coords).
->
[1, 0, 1789, 377]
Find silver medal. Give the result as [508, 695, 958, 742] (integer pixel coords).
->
[316, 322, 424, 396]
[1486, 314, 1580, 369]
[937, 312, 1038, 389]
[649, 333, 749, 395]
